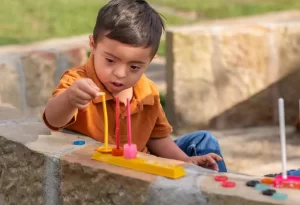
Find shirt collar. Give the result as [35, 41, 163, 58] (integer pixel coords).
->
[85, 53, 154, 106]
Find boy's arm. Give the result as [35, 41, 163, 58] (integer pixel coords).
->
[44, 89, 77, 129]
[44, 78, 100, 129]
[147, 137, 189, 162]
[147, 137, 222, 171]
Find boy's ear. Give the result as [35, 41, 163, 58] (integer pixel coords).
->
[89, 35, 96, 52]
[153, 54, 158, 59]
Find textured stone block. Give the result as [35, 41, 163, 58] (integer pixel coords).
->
[21, 51, 56, 108]
[0, 118, 299, 205]
[0, 137, 45, 205]
[171, 30, 214, 81]
[166, 19, 300, 131]
[277, 24, 300, 77]
[62, 47, 88, 68]
[55, 46, 88, 85]
[60, 145, 153, 205]
[0, 59, 25, 111]
[216, 26, 269, 112]
[218, 26, 270, 75]
[171, 79, 219, 128]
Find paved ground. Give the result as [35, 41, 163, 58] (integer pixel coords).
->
[211, 126, 300, 176]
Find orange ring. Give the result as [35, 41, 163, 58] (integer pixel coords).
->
[261, 178, 274, 185]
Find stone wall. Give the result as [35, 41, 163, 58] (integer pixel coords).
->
[0, 35, 166, 120]
[166, 11, 300, 131]
[0, 35, 89, 118]
[0, 105, 299, 205]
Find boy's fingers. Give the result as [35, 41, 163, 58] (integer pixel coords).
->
[78, 79, 100, 97]
[208, 153, 222, 161]
[75, 96, 91, 105]
[86, 78, 100, 91]
[211, 163, 219, 171]
[77, 89, 94, 101]
[205, 155, 217, 166]
[204, 156, 219, 171]
[77, 103, 90, 110]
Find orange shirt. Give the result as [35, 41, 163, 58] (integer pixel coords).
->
[43, 54, 173, 153]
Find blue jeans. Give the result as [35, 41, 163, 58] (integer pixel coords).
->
[174, 131, 227, 172]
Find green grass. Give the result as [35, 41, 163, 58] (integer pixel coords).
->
[0, 0, 193, 47]
[0, 0, 104, 45]
[1, 0, 299, 56]
[148, 0, 300, 19]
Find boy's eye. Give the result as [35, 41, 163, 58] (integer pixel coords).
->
[130, 65, 140, 70]
[105, 58, 114, 63]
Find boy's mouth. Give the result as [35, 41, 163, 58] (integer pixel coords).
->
[111, 82, 124, 87]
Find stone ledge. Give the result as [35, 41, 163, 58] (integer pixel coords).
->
[166, 11, 300, 131]
[0, 113, 298, 205]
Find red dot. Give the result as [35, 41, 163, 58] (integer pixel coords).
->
[214, 175, 228, 182]
[222, 181, 236, 188]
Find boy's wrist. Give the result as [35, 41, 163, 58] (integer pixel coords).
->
[185, 157, 195, 164]
[64, 88, 77, 110]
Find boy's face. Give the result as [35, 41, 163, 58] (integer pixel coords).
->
[89, 35, 154, 95]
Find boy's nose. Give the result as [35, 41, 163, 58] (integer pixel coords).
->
[113, 66, 127, 79]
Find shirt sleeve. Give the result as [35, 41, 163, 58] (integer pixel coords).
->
[150, 96, 173, 138]
[42, 69, 81, 131]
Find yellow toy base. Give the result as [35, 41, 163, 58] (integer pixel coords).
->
[92, 151, 186, 179]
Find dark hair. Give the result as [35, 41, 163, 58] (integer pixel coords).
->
[93, 0, 165, 57]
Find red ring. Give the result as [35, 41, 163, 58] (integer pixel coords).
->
[214, 175, 228, 182]
[222, 181, 236, 188]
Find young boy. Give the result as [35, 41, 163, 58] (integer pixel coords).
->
[43, 0, 227, 172]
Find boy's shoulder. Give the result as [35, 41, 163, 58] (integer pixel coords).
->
[136, 75, 160, 98]
[60, 65, 88, 80]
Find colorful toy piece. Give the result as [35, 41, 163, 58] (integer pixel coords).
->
[222, 181, 236, 188]
[97, 92, 113, 153]
[272, 193, 288, 200]
[261, 178, 274, 185]
[92, 96, 186, 179]
[273, 98, 300, 189]
[274, 175, 300, 189]
[73, 140, 85, 146]
[214, 175, 228, 182]
[123, 98, 137, 159]
[112, 97, 123, 156]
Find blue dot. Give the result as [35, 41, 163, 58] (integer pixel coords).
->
[272, 193, 288, 200]
[255, 184, 269, 191]
[73, 140, 85, 146]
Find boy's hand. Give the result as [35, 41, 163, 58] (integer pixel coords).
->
[67, 78, 101, 109]
[187, 153, 222, 171]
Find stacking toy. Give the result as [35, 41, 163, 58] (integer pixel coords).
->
[273, 98, 300, 189]
[112, 97, 124, 156]
[123, 98, 137, 159]
[97, 92, 113, 153]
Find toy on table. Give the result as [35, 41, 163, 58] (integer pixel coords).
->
[97, 92, 113, 153]
[214, 175, 236, 188]
[112, 97, 123, 156]
[92, 96, 186, 179]
[273, 98, 300, 189]
[123, 98, 137, 159]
